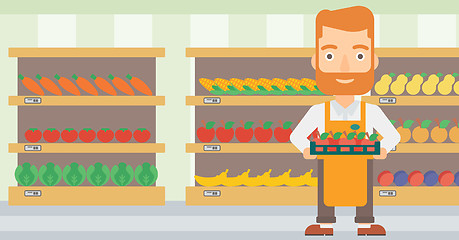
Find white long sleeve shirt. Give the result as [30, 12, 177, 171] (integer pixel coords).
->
[290, 100, 401, 153]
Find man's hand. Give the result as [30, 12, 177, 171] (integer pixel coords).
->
[374, 148, 388, 159]
[303, 148, 317, 159]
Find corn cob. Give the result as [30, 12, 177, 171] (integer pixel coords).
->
[244, 78, 259, 91]
[287, 78, 302, 91]
[230, 78, 245, 91]
[199, 78, 216, 91]
[258, 78, 273, 91]
[300, 78, 316, 91]
[272, 78, 287, 91]
[214, 78, 230, 91]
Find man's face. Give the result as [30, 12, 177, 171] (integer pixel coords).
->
[313, 26, 378, 95]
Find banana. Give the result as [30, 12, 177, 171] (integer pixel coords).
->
[375, 72, 395, 95]
[265, 169, 292, 187]
[221, 169, 250, 187]
[285, 169, 318, 187]
[194, 169, 229, 187]
[406, 73, 426, 95]
[244, 169, 272, 187]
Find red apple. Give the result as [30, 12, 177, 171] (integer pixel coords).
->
[313, 132, 330, 152]
[254, 120, 273, 142]
[327, 131, 342, 152]
[274, 120, 293, 143]
[216, 120, 235, 142]
[339, 132, 356, 152]
[197, 121, 215, 143]
[61, 128, 78, 143]
[365, 133, 379, 152]
[235, 120, 254, 142]
[25, 128, 42, 143]
[43, 128, 60, 143]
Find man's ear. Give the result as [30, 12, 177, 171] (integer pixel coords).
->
[374, 53, 379, 70]
[311, 53, 316, 70]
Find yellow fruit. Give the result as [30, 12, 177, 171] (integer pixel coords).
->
[431, 118, 451, 143]
[450, 120, 459, 143]
[422, 73, 442, 95]
[265, 169, 292, 187]
[406, 73, 426, 95]
[438, 73, 457, 95]
[390, 73, 411, 95]
[375, 72, 395, 95]
[194, 169, 229, 187]
[221, 169, 250, 187]
[454, 81, 459, 95]
[244, 169, 272, 187]
[412, 119, 432, 143]
[397, 118, 414, 143]
[285, 169, 318, 187]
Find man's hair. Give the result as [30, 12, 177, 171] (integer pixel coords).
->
[316, 6, 374, 39]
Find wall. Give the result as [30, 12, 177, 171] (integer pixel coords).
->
[0, 3, 458, 201]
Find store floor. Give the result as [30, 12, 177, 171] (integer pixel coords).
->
[0, 202, 458, 240]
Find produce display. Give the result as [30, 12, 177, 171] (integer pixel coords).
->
[24, 128, 150, 143]
[392, 118, 457, 143]
[197, 120, 293, 143]
[310, 130, 380, 155]
[378, 170, 459, 186]
[20, 74, 152, 96]
[375, 72, 459, 96]
[199, 77, 325, 95]
[15, 162, 158, 187]
[195, 169, 317, 187]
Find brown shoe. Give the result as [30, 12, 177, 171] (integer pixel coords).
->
[358, 224, 386, 236]
[305, 224, 333, 236]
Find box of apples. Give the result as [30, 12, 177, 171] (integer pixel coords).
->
[310, 131, 381, 155]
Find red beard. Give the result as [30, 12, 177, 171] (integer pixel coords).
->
[316, 69, 374, 95]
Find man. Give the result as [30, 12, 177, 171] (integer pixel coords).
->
[290, 6, 401, 236]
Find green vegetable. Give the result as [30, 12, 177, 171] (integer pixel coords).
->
[87, 163, 110, 186]
[15, 163, 38, 186]
[63, 163, 86, 186]
[135, 163, 158, 186]
[111, 162, 134, 186]
[39, 163, 62, 186]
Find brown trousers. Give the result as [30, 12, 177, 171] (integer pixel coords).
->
[316, 159, 375, 224]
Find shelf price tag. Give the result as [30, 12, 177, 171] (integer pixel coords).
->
[203, 190, 221, 197]
[379, 190, 396, 197]
[379, 97, 396, 104]
[24, 190, 42, 197]
[24, 97, 42, 104]
[24, 145, 42, 152]
[203, 97, 221, 104]
[203, 145, 221, 151]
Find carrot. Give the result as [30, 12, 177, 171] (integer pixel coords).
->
[72, 74, 98, 96]
[19, 74, 44, 96]
[126, 74, 152, 96]
[54, 74, 80, 96]
[91, 74, 117, 96]
[36, 74, 62, 96]
[108, 74, 134, 96]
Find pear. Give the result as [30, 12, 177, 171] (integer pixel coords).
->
[390, 73, 411, 95]
[438, 73, 457, 95]
[454, 80, 459, 95]
[422, 73, 442, 95]
[375, 72, 395, 95]
[406, 73, 426, 95]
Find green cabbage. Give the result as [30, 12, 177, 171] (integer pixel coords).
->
[39, 162, 62, 186]
[87, 162, 110, 186]
[135, 162, 158, 186]
[63, 163, 86, 186]
[15, 163, 38, 186]
[111, 162, 134, 186]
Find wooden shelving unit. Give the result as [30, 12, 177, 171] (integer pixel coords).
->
[9, 96, 165, 106]
[9, 143, 165, 153]
[363, 96, 459, 106]
[9, 48, 165, 205]
[186, 186, 459, 206]
[186, 96, 333, 106]
[9, 186, 165, 206]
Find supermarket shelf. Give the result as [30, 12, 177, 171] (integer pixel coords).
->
[9, 48, 165, 58]
[186, 96, 333, 106]
[186, 143, 299, 153]
[186, 186, 459, 206]
[362, 96, 459, 106]
[186, 143, 459, 154]
[9, 143, 165, 153]
[9, 186, 165, 206]
[9, 96, 165, 106]
[187, 48, 459, 58]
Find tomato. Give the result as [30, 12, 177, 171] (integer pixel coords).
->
[25, 128, 42, 143]
[43, 128, 60, 143]
[97, 128, 114, 143]
[133, 128, 150, 143]
[115, 128, 132, 143]
[61, 128, 78, 143]
[79, 128, 96, 143]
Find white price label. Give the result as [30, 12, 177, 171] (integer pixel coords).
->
[24, 145, 42, 151]
[24, 97, 42, 104]
[24, 190, 42, 197]
[203, 97, 221, 104]
[203, 190, 221, 197]
[203, 145, 221, 151]
[379, 97, 396, 104]
[379, 190, 396, 197]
